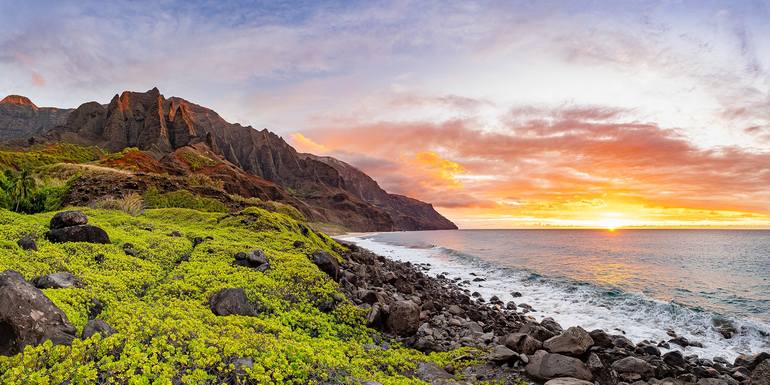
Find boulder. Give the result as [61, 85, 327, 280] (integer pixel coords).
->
[50, 210, 88, 229]
[82, 319, 116, 339]
[17, 235, 37, 251]
[309, 251, 340, 280]
[520, 322, 557, 341]
[589, 329, 614, 348]
[234, 250, 270, 272]
[543, 326, 594, 356]
[663, 350, 687, 368]
[0, 270, 77, 355]
[387, 300, 420, 336]
[544, 378, 594, 385]
[504, 332, 542, 355]
[32, 272, 81, 289]
[541, 317, 564, 334]
[752, 358, 770, 385]
[525, 350, 593, 381]
[612, 356, 654, 379]
[415, 361, 453, 382]
[209, 288, 258, 317]
[735, 352, 770, 370]
[488, 345, 517, 362]
[46, 225, 111, 244]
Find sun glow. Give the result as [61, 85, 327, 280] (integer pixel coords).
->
[597, 213, 626, 231]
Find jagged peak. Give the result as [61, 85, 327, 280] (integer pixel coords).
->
[1, 94, 38, 109]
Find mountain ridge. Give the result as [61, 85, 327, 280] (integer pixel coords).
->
[0, 88, 457, 232]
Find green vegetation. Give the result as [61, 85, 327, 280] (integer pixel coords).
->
[0, 169, 73, 214]
[179, 151, 216, 171]
[229, 195, 306, 222]
[144, 188, 229, 213]
[0, 206, 464, 384]
[0, 144, 103, 170]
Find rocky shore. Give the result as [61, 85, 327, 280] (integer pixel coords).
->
[334, 241, 770, 385]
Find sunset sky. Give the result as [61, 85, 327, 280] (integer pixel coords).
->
[2, 0, 770, 228]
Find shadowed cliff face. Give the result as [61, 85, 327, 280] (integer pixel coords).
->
[0, 96, 70, 139]
[1, 88, 457, 231]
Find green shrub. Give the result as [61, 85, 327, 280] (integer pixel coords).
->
[180, 151, 216, 171]
[144, 188, 228, 212]
[0, 143, 103, 170]
[229, 195, 306, 222]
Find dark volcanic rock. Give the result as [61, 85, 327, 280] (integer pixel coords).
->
[209, 288, 258, 317]
[17, 235, 37, 251]
[234, 250, 270, 272]
[32, 272, 81, 289]
[525, 350, 593, 381]
[504, 332, 542, 355]
[82, 319, 116, 339]
[612, 356, 654, 380]
[543, 326, 593, 356]
[50, 210, 88, 229]
[47, 225, 111, 244]
[752, 358, 770, 385]
[0, 270, 77, 355]
[387, 300, 420, 337]
[309, 251, 340, 281]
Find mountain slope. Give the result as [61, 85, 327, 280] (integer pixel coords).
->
[1, 88, 456, 231]
[301, 154, 457, 231]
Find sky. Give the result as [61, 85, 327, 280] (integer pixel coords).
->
[1, 0, 770, 228]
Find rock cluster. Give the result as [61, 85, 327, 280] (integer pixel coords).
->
[234, 249, 270, 272]
[46, 211, 111, 244]
[333, 242, 770, 385]
[334, 242, 523, 351]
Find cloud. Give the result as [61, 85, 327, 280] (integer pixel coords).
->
[298, 105, 770, 223]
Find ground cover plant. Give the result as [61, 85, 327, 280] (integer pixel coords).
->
[0, 206, 464, 384]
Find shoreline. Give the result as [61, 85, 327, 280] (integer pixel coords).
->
[334, 238, 770, 384]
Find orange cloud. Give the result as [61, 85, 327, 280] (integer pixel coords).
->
[295, 106, 770, 228]
[290, 132, 330, 154]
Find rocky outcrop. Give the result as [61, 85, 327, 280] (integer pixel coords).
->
[0, 270, 77, 355]
[0, 95, 71, 139]
[45, 211, 111, 244]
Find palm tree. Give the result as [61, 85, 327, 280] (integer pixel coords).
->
[8, 169, 37, 212]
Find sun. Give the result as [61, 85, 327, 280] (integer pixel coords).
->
[596, 213, 626, 231]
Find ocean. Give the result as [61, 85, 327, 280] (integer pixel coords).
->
[339, 229, 770, 361]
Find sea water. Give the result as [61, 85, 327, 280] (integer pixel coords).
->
[339, 229, 770, 361]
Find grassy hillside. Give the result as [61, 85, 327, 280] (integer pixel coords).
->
[0, 207, 461, 384]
